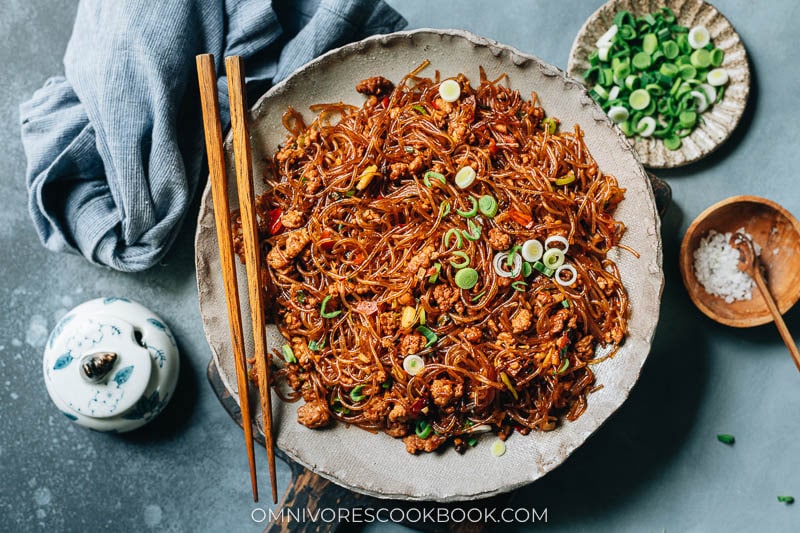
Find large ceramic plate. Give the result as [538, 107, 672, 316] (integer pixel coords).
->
[567, 0, 750, 168]
[195, 29, 664, 501]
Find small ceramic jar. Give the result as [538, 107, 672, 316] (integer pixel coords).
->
[42, 298, 180, 432]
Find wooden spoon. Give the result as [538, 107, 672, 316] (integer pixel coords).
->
[730, 231, 800, 372]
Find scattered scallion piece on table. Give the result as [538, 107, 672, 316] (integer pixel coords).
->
[777, 496, 795, 504]
[717, 433, 735, 445]
[450, 251, 471, 269]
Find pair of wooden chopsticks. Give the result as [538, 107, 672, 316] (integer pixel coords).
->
[196, 54, 277, 504]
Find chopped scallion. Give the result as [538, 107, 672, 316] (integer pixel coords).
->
[450, 251, 471, 269]
[282, 344, 297, 363]
[716, 434, 735, 445]
[320, 294, 342, 319]
[511, 281, 527, 292]
[416, 419, 433, 439]
[416, 325, 438, 348]
[350, 384, 367, 402]
[423, 170, 446, 187]
[461, 219, 482, 241]
[455, 268, 479, 289]
[428, 262, 442, 284]
[455, 196, 478, 218]
[478, 195, 498, 217]
[308, 338, 326, 351]
[444, 228, 463, 249]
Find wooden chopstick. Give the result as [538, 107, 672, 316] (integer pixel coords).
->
[195, 54, 259, 502]
[225, 55, 279, 504]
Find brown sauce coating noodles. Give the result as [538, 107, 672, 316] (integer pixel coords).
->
[238, 63, 630, 454]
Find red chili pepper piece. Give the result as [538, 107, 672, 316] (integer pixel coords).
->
[488, 138, 498, 155]
[557, 334, 570, 350]
[267, 208, 284, 235]
[409, 397, 428, 417]
[320, 228, 335, 251]
[381, 96, 390, 108]
[508, 209, 533, 229]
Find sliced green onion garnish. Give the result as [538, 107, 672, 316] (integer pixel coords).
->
[455, 166, 477, 189]
[403, 354, 425, 375]
[404, 146, 416, 153]
[418, 308, 426, 326]
[707, 68, 729, 87]
[554, 171, 576, 186]
[478, 195, 498, 217]
[467, 437, 478, 447]
[716, 434, 735, 445]
[308, 338, 326, 351]
[608, 105, 629, 123]
[629, 89, 651, 111]
[416, 325, 438, 348]
[511, 281, 527, 292]
[455, 268, 479, 289]
[450, 251, 471, 269]
[438, 79, 461, 102]
[416, 419, 433, 439]
[412, 104, 428, 115]
[471, 290, 486, 302]
[455, 196, 478, 218]
[428, 262, 442, 284]
[506, 244, 522, 267]
[562, 299, 570, 308]
[461, 219, 482, 241]
[521, 262, 533, 278]
[444, 228, 463, 249]
[664, 134, 682, 151]
[423, 170, 446, 187]
[541, 117, 557, 134]
[344, 189, 356, 198]
[350, 384, 367, 402]
[490, 440, 506, 457]
[320, 294, 342, 319]
[532, 260, 547, 274]
[556, 358, 570, 375]
[542, 248, 566, 269]
[521, 239, 544, 262]
[282, 344, 297, 363]
[710, 48, 725, 67]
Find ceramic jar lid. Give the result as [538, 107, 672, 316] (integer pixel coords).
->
[43, 298, 179, 433]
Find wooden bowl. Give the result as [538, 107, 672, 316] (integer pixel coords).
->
[680, 196, 800, 327]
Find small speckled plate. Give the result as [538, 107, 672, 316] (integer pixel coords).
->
[195, 29, 664, 501]
[567, 0, 751, 168]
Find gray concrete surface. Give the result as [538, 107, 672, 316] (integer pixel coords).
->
[2, 0, 799, 531]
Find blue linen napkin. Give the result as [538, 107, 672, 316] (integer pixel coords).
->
[20, 0, 406, 272]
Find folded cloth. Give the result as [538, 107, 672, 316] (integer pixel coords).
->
[20, 0, 406, 272]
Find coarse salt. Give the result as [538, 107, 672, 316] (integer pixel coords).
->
[693, 228, 761, 304]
